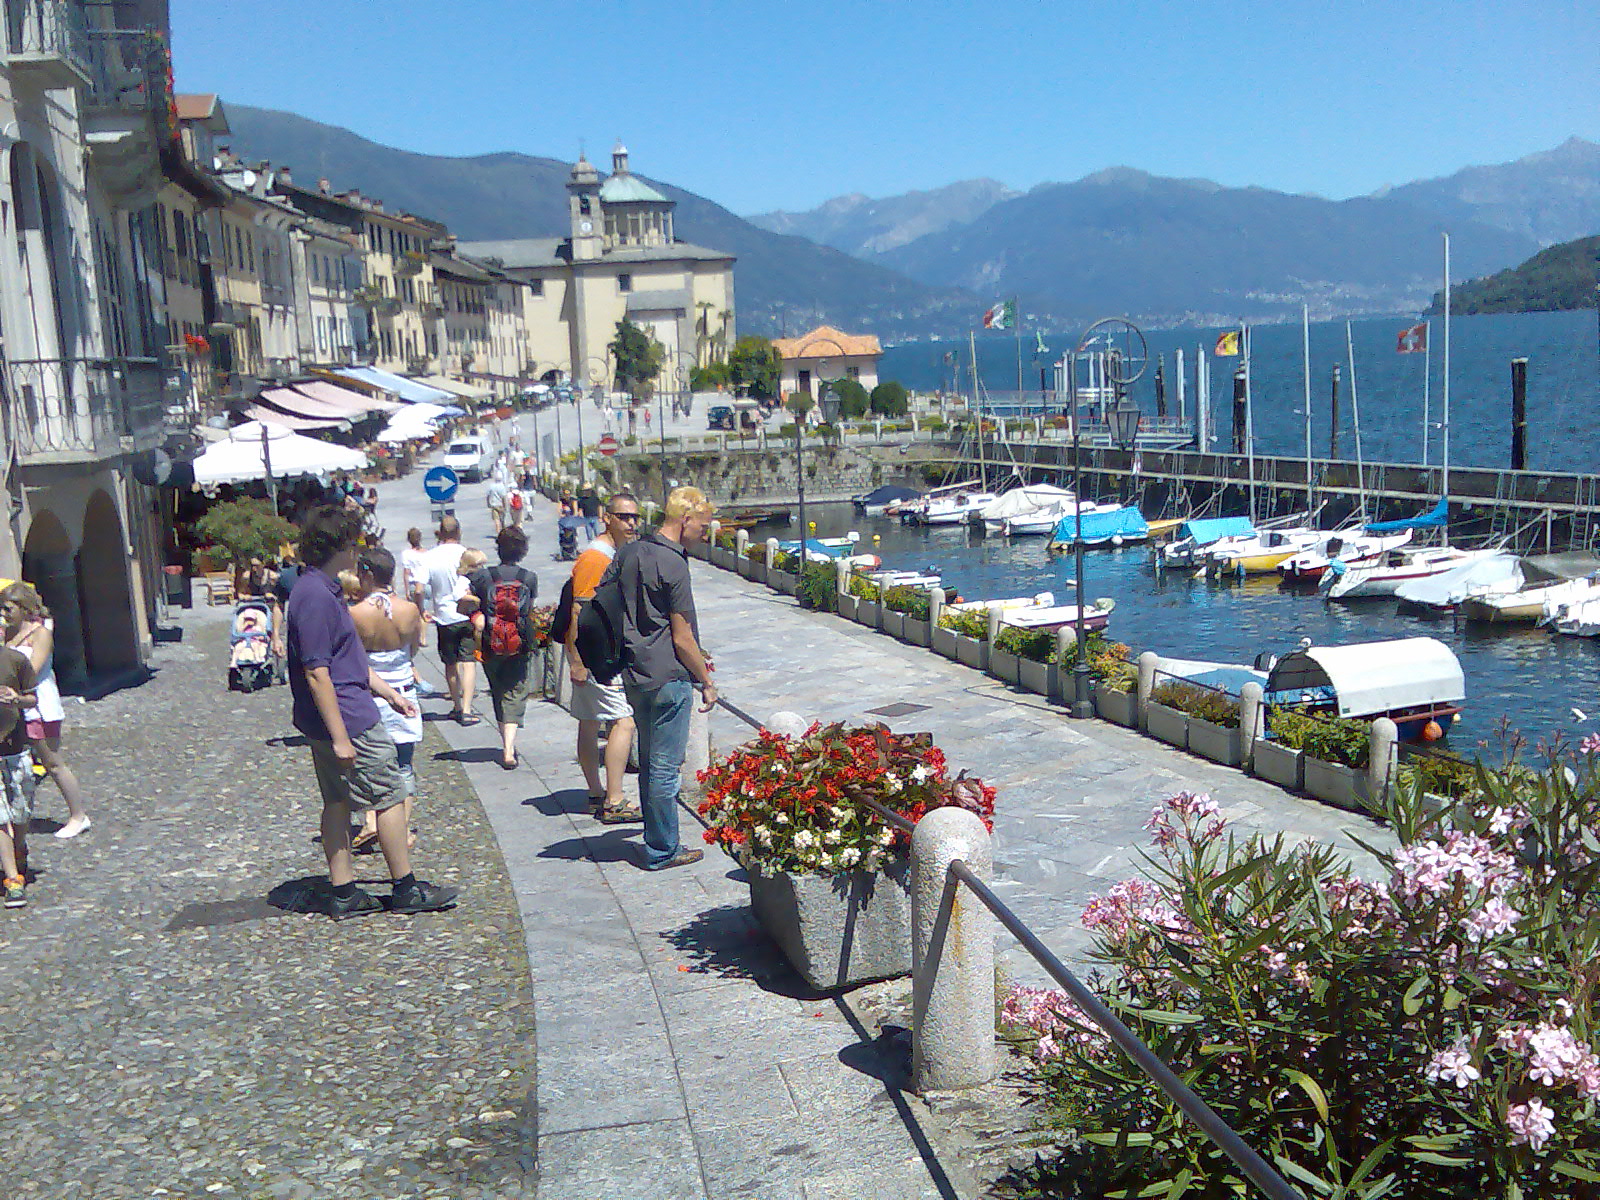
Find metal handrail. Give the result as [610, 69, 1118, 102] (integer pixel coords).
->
[712, 695, 1303, 1199]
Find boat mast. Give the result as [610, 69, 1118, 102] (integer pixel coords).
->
[1441, 233, 1451, 548]
[1421, 320, 1431, 466]
[1345, 321, 1366, 522]
[1244, 324, 1256, 523]
[971, 330, 985, 491]
[1302, 305, 1313, 517]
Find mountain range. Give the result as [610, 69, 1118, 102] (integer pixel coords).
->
[223, 106, 1597, 337]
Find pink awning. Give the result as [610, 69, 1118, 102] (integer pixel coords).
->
[240, 403, 348, 431]
[293, 379, 401, 414]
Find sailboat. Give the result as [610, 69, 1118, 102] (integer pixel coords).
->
[1279, 529, 1415, 582]
[1457, 555, 1600, 623]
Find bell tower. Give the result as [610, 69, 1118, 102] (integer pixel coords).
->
[566, 154, 602, 262]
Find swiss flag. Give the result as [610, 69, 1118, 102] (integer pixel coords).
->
[1397, 322, 1428, 354]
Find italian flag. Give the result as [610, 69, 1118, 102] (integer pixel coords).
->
[982, 299, 1016, 330]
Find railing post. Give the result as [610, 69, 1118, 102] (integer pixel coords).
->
[1137, 651, 1160, 726]
[764, 536, 778, 574]
[1239, 682, 1264, 771]
[1369, 717, 1398, 798]
[911, 807, 995, 1092]
[926, 582, 943, 631]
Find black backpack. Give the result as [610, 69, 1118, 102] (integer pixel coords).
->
[574, 543, 637, 685]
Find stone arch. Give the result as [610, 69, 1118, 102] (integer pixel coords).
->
[21, 509, 86, 689]
[76, 489, 138, 676]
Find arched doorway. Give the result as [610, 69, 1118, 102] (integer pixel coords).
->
[21, 509, 86, 690]
[77, 490, 138, 676]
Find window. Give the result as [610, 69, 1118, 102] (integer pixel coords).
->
[617, 273, 632, 293]
[579, 195, 591, 216]
[317, 317, 327, 353]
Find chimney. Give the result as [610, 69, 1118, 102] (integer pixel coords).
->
[278, 165, 292, 185]
[318, 177, 331, 195]
[346, 189, 361, 205]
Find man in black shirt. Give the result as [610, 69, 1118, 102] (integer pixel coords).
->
[577, 487, 602, 541]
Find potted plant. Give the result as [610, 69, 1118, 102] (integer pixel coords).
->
[847, 573, 882, 631]
[743, 541, 768, 583]
[1089, 642, 1139, 725]
[193, 498, 298, 595]
[1152, 680, 1245, 766]
[1251, 709, 1306, 791]
[697, 721, 996, 990]
[1269, 707, 1371, 809]
[936, 609, 988, 671]
[884, 585, 931, 646]
[1143, 680, 1192, 751]
[770, 550, 798, 596]
[709, 528, 738, 571]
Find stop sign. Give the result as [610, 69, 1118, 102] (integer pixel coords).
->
[597, 434, 620, 457]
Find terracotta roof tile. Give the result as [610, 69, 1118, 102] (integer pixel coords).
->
[770, 325, 881, 361]
[175, 93, 218, 121]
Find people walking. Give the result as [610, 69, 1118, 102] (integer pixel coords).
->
[607, 486, 717, 870]
[1, 583, 88, 839]
[577, 486, 602, 542]
[485, 474, 508, 534]
[466, 527, 538, 771]
[0, 644, 36, 908]
[348, 546, 425, 853]
[400, 528, 429, 608]
[285, 505, 455, 920]
[420, 517, 479, 725]
[563, 492, 640, 821]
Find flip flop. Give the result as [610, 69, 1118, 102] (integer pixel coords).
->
[597, 804, 642, 825]
[499, 755, 519, 771]
[586, 794, 606, 815]
[351, 830, 381, 855]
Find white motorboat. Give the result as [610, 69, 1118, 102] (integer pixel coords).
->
[1547, 593, 1600, 637]
[1156, 516, 1256, 570]
[1457, 554, 1600, 624]
[978, 484, 1078, 534]
[867, 570, 943, 590]
[952, 593, 1110, 633]
[1003, 499, 1123, 537]
[1394, 552, 1519, 612]
[1202, 528, 1323, 577]
[1322, 545, 1500, 600]
[1278, 530, 1414, 583]
[901, 480, 996, 525]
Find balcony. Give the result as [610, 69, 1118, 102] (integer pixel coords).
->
[420, 301, 445, 320]
[82, 27, 171, 203]
[395, 252, 425, 278]
[3, 0, 94, 89]
[4, 357, 168, 467]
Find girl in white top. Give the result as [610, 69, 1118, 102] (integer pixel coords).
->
[1, 582, 88, 839]
[348, 547, 425, 853]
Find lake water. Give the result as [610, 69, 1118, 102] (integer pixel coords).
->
[881, 310, 1599, 473]
[758, 502, 1600, 757]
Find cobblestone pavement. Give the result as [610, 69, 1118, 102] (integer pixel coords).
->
[0, 606, 536, 1199]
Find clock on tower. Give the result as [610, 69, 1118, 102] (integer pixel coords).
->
[565, 154, 602, 262]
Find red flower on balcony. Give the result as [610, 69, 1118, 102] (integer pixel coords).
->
[184, 333, 211, 356]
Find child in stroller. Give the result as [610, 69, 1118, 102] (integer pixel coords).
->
[228, 597, 277, 692]
[557, 514, 585, 561]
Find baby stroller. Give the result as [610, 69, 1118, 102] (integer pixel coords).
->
[228, 597, 277, 692]
[557, 514, 585, 561]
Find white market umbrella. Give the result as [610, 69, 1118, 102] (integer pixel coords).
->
[195, 421, 369, 486]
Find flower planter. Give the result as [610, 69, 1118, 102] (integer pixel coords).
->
[880, 610, 905, 640]
[771, 570, 797, 596]
[688, 541, 710, 562]
[932, 625, 961, 661]
[1303, 757, 1371, 811]
[1187, 717, 1244, 767]
[1093, 684, 1138, 726]
[736, 554, 754, 578]
[1251, 739, 1304, 791]
[953, 633, 987, 672]
[749, 561, 768, 584]
[988, 647, 1020, 685]
[836, 594, 859, 622]
[1144, 700, 1190, 751]
[747, 858, 913, 990]
[1017, 657, 1055, 699]
[902, 617, 931, 647]
[710, 546, 736, 571]
[853, 600, 881, 631]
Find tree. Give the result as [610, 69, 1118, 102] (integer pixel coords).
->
[609, 319, 664, 397]
[869, 380, 909, 417]
[832, 377, 869, 419]
[727, 335, 782, 401]
[689, 361, 729, 391]
[194, 498, 298, 570]
[784, 392, 815, 425]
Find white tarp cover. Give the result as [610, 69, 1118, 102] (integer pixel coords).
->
[1394, 553, 1519, 607]
[195, 421, 369, 485]
[1266, 637, 1465, 718]
[375, 404, 450, 444]
[980, 484, 1076, 522]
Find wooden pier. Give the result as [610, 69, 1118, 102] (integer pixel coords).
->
[929, 439, 1600, 554]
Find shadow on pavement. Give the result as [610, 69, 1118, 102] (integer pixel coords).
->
[432, 746, 504, 764]
[661, 903, 835, 1001]
[523, 788, 591, 817]
[538, 828, 638, 864]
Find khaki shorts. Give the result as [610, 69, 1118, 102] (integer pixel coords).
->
[308, 724, 405, 813]
[0, 750, 35, 828]
[570, 675, 633, 723]
[483, 653, 533, 725]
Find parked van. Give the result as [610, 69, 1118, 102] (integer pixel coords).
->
[442, 436, 494, 482]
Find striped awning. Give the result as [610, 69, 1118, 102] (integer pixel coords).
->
[241, 404, 349, 432]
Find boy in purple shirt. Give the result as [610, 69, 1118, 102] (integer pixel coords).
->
[287, 505, 457, 920]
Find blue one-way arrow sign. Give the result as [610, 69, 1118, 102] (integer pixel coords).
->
[423, 465, 459, 503]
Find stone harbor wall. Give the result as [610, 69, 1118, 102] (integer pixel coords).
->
[596, 444, 935, 506]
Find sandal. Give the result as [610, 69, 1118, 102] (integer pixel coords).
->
[455, 711, 482, 727]
[499, 754, 519, 771]
[597, 803, 642, 825]
[351, 830, 381, 855]
[586, 794, 606, 816]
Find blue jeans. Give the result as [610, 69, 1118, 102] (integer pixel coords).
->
[624, 679, 694, 867]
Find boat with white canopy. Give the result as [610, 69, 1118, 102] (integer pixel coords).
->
[978, 484, 1078, 534]
[1264, 636, 1465, 742]
[1393, 552, 1519, 613]
[1456, 553, 1600, 624]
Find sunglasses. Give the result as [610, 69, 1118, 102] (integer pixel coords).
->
[609, 511, 641, 522]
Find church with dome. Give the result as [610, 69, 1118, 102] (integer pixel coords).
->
[460, 143, 736, 393]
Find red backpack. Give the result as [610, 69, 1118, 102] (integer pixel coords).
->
[485, 565, 537, 656]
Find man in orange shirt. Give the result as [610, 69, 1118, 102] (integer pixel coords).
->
[564, 492, 640, 820]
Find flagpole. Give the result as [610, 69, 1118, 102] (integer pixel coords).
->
[971, 330, 985, 491]
[1346, 320, 1366, 520]
[1302, 305, 1313, 517]
[1175, 347, 1186, 426]
[1197, 344, 1209, 453]
[1421, 322, 1431, 467]
[1441, 232, 1451, 548]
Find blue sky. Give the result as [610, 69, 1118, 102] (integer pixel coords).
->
[173, 0, 1598, 215]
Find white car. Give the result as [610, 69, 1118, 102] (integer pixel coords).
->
[441, 437, 494, 482]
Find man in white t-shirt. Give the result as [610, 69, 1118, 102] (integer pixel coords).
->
[421, 516, 478, 724]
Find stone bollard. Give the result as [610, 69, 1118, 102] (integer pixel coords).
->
[927, 583, 943, 630]
[912, 807, 996, 1092]
[766, 710, 808, 738]
[735, 527, 749, 573]
[875, 417, 883, 440]
[1239, 682, 1265, 771]
[682, 699, 712, 790]
[984, 605, 1003, 675]
[1369, 717, 1398, 799]
[1054, 625, 1078, 706]
[835, 557, 850, 597]
[1137, 651, 1160, 726]
[708, 519, 721, 551]
[765, 536, 779, 573]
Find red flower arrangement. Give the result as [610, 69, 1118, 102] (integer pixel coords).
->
[696, 721, 996, 876]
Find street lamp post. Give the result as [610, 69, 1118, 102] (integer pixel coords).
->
[1109, 396, 1141, 503]
[788, 390, 814, 608]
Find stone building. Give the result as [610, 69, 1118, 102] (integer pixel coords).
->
[771, 325, 883, 398]
[460, 143, 736, 398]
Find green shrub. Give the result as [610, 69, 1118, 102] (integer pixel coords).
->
[1151, 680, 1240, 728]
[712, 527, 737, 551]
[797, 561, 837, 613]
[772, 549, 799, 574]
[883, 585, 930, 621]
[1398, 750, 1482, 799]
[194, 498, 298, 568]
[994, 624, 1056, 663]
[1268, 705, 1369, 768]
[936, 608, 988, 640]
[869, 380, 909, 417]
[744, 541, 766, 564]
[776, 422, 798, 440]
[923, 416, 947, 433]
[846, 572, 881, 602]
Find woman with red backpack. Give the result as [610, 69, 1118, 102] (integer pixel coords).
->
[466, 527, 539, 770]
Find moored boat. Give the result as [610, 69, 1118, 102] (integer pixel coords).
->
[1155, 516, 1256, 570]
[1457, 554, 1600, 624]
[851, 484, 922, 516]
[1279, 530, 1414, 582]
[978, 484, 1078, 534]
[1203, 528, 1322, 577]
[1264, 636, 1465, 742]
[1046, 505, 1150, 550]
[1322, 546, 1500, 601]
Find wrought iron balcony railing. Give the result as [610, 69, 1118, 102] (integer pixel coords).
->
[3, 357, 168, 465]
[3, 0, 93, 87]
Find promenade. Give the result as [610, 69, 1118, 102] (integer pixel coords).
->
[2, 416, 1389, 1198]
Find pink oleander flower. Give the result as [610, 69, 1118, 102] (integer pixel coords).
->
[1389, 831, 1519, 905]
[1580, 732, 1600, 755]
[1462, 897, 1521, 943]
[1424, 1037, 1481, 1090]
[1506, 1098, 1556, 1152]
[1001, 985, 1109, 1059]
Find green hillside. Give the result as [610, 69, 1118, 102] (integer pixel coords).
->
[1432, 235, 1600, 314]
